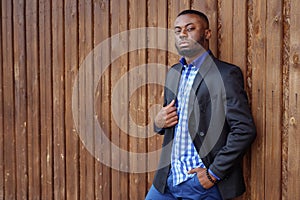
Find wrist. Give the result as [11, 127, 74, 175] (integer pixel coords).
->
[208, 169, 220, 181]
[154, 117, 163, 129]
[206, 169, 218, 184]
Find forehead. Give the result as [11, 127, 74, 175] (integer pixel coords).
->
[174, 14, 203, 27]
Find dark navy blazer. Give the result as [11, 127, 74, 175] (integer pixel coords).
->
[152, 53, 256, 200]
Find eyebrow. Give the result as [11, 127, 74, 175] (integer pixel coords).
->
[174, 22, 195, 29]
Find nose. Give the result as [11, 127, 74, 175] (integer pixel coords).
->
[179, 28, 188, 38]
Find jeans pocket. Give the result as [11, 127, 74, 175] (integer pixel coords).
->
[192, 174, 206, 191]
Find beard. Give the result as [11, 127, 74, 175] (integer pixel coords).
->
[175, 35, 206, 57]
[175, 44, 201, 57]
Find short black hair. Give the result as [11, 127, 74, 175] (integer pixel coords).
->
[177, 9, 209, 28]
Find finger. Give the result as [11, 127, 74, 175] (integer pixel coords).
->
[166, 120, 178, 127]
[188, 168, 200, 174]
[167, 110, 178, 119]
[166, 112, 178, 121]
[167, 105, 177, 111]
[165, 107, 176, 116]
[197, 169, 206, 177]
[165, 99, 176, 108]
[165, 117, 178, 127]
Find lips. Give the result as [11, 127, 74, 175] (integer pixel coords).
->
[179, 41, 189, 47]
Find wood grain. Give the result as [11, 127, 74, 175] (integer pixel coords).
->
[0, 0, 299, 199]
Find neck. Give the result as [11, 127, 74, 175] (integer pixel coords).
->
[185, 49, 208, 64]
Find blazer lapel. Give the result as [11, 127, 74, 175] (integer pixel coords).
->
[165, 63, 183, 102]
[188, 55, 214, 116]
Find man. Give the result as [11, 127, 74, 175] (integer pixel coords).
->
[145, 10, 256, 200]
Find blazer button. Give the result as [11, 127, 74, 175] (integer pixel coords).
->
[199, 132, 205, 136]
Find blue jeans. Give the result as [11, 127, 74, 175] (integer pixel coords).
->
[145, 173, 222, 200]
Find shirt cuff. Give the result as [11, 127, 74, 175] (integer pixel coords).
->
[208, 169, 220, 180]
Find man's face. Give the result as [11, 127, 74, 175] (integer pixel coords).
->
[174, 14, 210, 58]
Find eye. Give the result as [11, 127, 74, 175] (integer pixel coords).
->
[186, 27, 195, 32]
[174, 28, 181, 34]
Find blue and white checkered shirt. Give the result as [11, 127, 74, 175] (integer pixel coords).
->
[171, 51, 209, 186]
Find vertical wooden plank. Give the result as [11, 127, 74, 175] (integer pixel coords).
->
[264, 1, 283, 199]
[39, 0, 53, 199]
[93, 0, 111, 199]
[52, 0, 66, 199]
[26, 0, 41, 199]
[217, 0, 233, 63]
[128, 0, 147, 199]
[191, 0, 218, 56]
[64, 1, 79, 199]
[250, 0, 267, 199]
[168, 0, 190, 66]
[78, 0, 95, 199]
[146, 0, 167, 192]
[282, 0, 290, 199]
[110, 0, 129, 199]
[2, 0, 16, 199]
[232, 1, 247, 72]
[0, 1, 4, 199]
[246, 0, 255, 102]
[287, 0, 300, 199]
[13, 0, 28, 199]
[246, 12, 257, 200]
[232, 2, 250, 200]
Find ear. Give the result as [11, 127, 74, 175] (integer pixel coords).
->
[205, 29, 212, 40]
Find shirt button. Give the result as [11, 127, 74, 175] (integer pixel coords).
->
[199, 132, 205, 136]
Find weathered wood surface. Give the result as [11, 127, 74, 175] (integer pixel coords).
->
[0, 0, 299, 199]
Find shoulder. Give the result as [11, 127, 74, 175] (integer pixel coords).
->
[209, 57, 245, 92]
[169, 63, 182, 71]
[166, 63, 182, 77]
[213, 57, 242, 74]
[212, 57, 244, 81]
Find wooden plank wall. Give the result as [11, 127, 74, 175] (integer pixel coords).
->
[0, 0, 299, 199]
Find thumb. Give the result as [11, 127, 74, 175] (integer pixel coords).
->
[166, 99, 175, 108]
[188, 168, 197, 174]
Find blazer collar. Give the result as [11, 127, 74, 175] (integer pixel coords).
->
[169, 51, 215, 102]
[187, 53, 215, 116]
[191, 52, 215, 93]
[166, 63, 183, 101]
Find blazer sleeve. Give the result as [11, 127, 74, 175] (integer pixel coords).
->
[153, 84, 169, 134]
[209, 66, 256, 179]
[153, 63, 182, 135]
